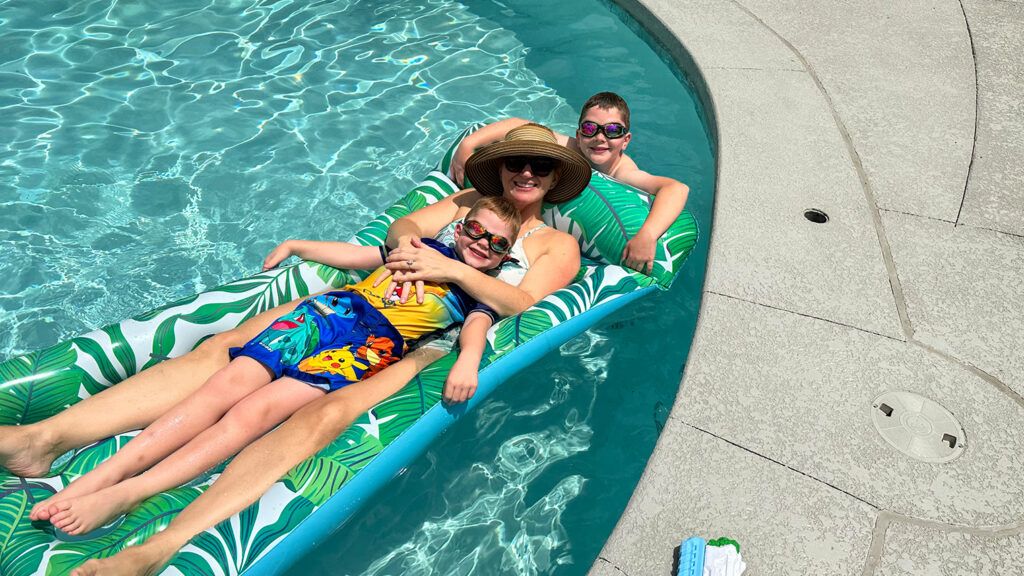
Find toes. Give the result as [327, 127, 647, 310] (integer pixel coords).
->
[31, 498, 69, 522]
[28, 504, 43, 521]
[67, 521, 84, 535]
[48, 499, 71, 518]
[30, 499, 51, 521]
[50, 509, 74, 530]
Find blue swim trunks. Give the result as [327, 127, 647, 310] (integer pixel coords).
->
[229, 291, 405, 392]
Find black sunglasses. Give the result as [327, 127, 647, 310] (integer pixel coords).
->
[503, 156, 557, 177]
[578, 120, 629, 139]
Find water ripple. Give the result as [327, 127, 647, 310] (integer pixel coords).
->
[361, 425, 592, 576]
[0, 0, 575, 359]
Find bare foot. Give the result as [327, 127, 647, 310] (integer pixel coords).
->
[30, 497, 59, 522]
[30, 467, 126, 522]
[70, 543, 174, 576]
[0, 424, 61, 478]
[49, 484, 140, 535]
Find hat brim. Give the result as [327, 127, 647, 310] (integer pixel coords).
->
[464, 140, 592, 204]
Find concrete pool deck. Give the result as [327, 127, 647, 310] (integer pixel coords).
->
[590, 1, 1024, 574]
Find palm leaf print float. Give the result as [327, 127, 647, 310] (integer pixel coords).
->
[0, 126, 697, 575]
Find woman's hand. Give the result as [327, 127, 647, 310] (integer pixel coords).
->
[372, 236, 424, 304]
[621, 230, 656, 275]
[263, 241, 294, 271]
[378, 237, 468, 303]
[443, 357, 479, 404]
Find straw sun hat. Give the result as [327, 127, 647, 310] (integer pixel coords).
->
[464, 123, 592, 204]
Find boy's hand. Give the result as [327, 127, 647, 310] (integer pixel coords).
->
[621, 230, 657, 275]
[443, 358, 479, 404]
[263, 241, 293, 270]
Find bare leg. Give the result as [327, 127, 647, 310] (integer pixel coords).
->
[31, 357, 272, 522]
[50, 377, 324, 535]
[0, 295, 311, 478]
[68, 347, 443, 576]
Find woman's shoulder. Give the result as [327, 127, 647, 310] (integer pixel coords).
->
[522, 225, 578, 255]
[532, 224, 573, 239]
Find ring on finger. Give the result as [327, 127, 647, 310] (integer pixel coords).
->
[406, 259, 414, 266]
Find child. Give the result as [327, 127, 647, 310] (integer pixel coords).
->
[451, 92, 689, 275]
[31, 196, 521, 536]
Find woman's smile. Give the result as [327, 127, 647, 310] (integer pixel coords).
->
[501, 165, 552, 202]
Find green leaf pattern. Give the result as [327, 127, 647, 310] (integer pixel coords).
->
[0, 127, 697, 575]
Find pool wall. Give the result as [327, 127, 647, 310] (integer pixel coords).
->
[592, 0, 1024, 574]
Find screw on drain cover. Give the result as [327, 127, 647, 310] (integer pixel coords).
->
[871, 391, 966, 463]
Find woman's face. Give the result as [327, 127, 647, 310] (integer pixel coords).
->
[499, 156, 559, 205]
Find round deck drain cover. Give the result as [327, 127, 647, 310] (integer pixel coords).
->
[871, 391, 966, 463]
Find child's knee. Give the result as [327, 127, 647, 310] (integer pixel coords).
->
[192, 332, 238, 365]
[198, 363, 253, 400]
[220, 402, 278, 436]
[305, 399, 357, 440]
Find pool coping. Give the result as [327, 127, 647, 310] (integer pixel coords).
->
[591, 0, 1024, 574]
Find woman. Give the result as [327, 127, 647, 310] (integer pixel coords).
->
[29, 124, 588, 576]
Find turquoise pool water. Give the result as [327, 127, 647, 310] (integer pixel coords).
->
[0, 0, 713, 573]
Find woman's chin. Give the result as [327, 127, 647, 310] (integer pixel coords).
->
[506, 187, 544, 204]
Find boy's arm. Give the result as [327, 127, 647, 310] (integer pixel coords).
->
[614, 167, 690, 274]
[451, 118, 529, 186]
[262, 240, 384, 271]
[451, 118, 572, 186]
[442, 311, 495, 404]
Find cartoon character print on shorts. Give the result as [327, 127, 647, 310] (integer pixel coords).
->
[359, 336, 399, 377]
[297, 346, 368, 381]
[255, 309, 321, 365]
[254, 293, 358, 365]
[297, 335, 398, 381]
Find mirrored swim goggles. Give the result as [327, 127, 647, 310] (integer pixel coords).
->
[462, 219, 513, 255]
[578, 120, 629, 139]
[502, 156, 557, 177]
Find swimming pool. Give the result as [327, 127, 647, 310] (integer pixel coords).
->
[0, 0, 714, 572]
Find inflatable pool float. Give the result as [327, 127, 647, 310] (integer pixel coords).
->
[0, 125, 698, 575]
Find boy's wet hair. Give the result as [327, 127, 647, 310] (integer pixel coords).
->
[579, 92, 630, 128]
[466, 196, 522, 240]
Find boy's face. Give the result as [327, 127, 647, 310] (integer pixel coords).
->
[454, 208, 516, 271]
[575, 106, 632, 168]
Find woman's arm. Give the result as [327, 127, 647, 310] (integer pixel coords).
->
[384, 243, 533, 315]
[385, 228, 581, 316]
[451, 231, 580, 313]
[385, 188, 480, 249]
[379, 189, 481, 304]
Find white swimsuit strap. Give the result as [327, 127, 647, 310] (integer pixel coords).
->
[520, 223, 547, 238]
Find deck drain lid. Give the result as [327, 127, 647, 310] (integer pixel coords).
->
[871, 391, 966, 463]
[804, 208, 829, 223]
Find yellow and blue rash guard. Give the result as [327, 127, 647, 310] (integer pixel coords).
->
[346, 238, 499, 344]
[230, 238, 497, 392]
